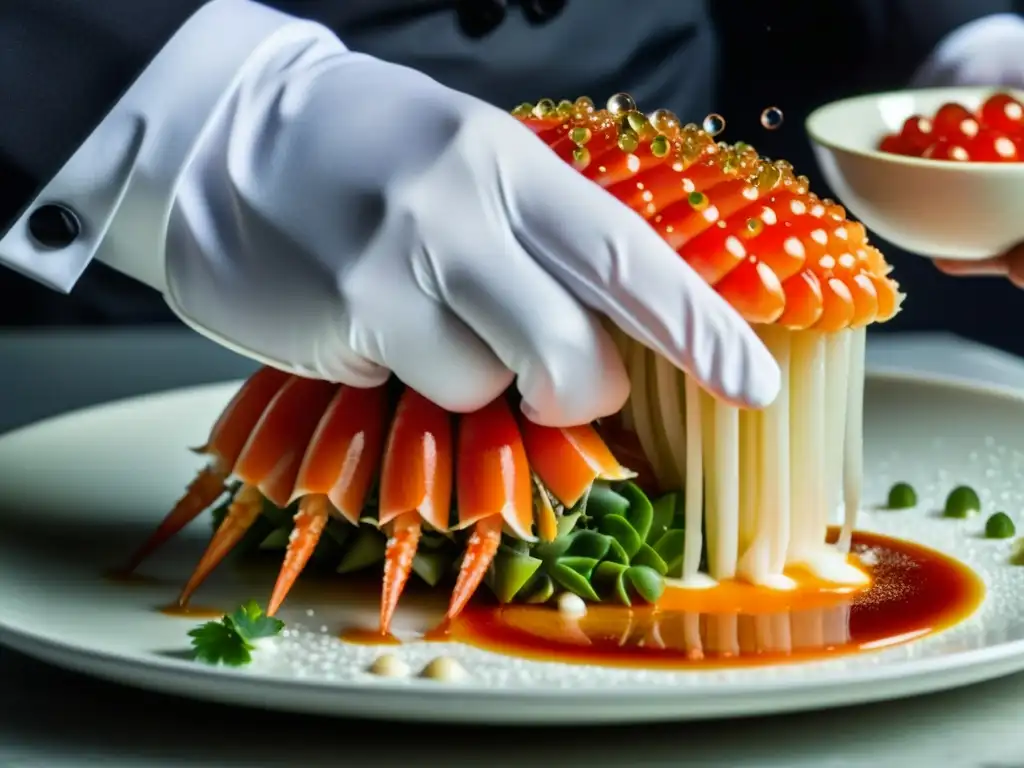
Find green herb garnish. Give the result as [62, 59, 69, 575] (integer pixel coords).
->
[985, 512, 1016, 539]
[944, 485, 981, 519]
[886, 482, 917, 509]
[188, 600, 284, 666]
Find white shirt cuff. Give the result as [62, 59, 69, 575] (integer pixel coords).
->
[0, 0, 340, 294]
[911, 13, 1024, 88]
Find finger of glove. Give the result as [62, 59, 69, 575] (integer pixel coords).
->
[354, 290, 514, 413]
[506, 147, 780, 409]
[441, 235, 630, 427]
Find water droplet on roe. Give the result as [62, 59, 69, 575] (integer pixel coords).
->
[607, 92, 637, 116]
[702, 113, 726, 136]
[760, 106, 784, 130]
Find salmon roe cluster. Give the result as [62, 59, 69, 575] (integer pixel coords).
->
[513, 94, 903, 329]
[878, 91, 1024, 163]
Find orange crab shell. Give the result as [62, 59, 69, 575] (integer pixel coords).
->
[131, 370, 632, 633]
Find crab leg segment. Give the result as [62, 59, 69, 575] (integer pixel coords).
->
[290, 384, 389, 523]
[267, 495, 330, 616]
[376, 389, 453, 635]
[177, 376, 338, 605]
[123, 366, 290, 572]
[265, 385, 390, 617]
[232, 376, 340, 508]
[380, 512, 423, 636]
[519, 419, 635, 507]
[178, 484, 264, 606]
[447, 515, 503, 621]
[447, 399, 534, 621]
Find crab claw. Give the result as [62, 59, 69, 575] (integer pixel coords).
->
[380, 511, 423, 636]
[448, 515, 504, 622]
[178, 484, 264, 606]
[518, 418, 635, 507]
[177, 375, 338, 605]
[266, 495, 329, 617]
[447, 398, 534, 621]
[265, 384, 390, 617]
[377, 388, 453, 635]
[123, 366, 290, 572]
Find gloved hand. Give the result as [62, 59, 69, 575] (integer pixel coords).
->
[165, 42, 779, 427]
[911, 13, 1024, 89]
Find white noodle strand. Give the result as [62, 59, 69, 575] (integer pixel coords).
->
[838, 327, 867, 553]
[682, 375, 705, 582]
[711, 398, 739, 579]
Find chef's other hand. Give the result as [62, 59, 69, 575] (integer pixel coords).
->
[166, 42, 779, 427]
[934, 243, 1024, 288]
[912, 13, 1024, 89]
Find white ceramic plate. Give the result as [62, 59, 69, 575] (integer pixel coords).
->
[1, 372, 1024, 724]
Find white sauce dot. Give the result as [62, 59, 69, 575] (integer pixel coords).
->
[369, 654, 410, 678]
[420, 656, 470, 683]
[557, 592, 588, 618]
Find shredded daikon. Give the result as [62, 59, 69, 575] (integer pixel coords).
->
[681, 375, 705, 582]
[617, 324, 868, 591]
[838, 327, 866, 553]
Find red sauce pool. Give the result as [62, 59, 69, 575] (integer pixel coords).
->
[438, 530, 984, 669]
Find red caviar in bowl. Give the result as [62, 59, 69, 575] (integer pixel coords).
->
[879, 91, 1024, 162]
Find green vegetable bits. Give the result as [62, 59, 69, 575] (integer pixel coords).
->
[212, 479, 691, 608]
[943, 485, 981, 519]
[985, 511, 1016, 539]
[885, 482, 917, 509]
[494, 481, 685, 607]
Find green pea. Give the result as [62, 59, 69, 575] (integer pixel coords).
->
[985, 512, 1016, 539]
[886, 482, 917, 509]
[944, 485, 981, 519]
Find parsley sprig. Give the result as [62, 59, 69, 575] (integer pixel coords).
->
[188, 601, 285, 666]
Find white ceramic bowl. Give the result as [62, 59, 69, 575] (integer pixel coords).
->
[806, 86, 1024, 260]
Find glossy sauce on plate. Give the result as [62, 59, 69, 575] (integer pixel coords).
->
[432, 531, 984, 669]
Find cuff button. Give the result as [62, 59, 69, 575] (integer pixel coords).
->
[28, 203, 81, 250]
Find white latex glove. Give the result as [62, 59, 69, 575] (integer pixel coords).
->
[912, 13, 1024, 88]
[166, 42, 779, 427]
